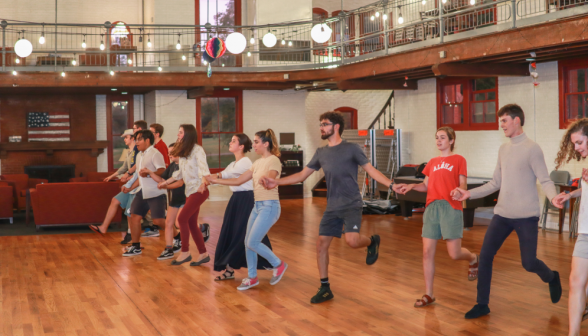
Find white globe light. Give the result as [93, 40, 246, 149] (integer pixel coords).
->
[398, 15, 404, 24]
[14, 39, 33, 58]
[225, 32, 247, 54]
[311, 24, 332, 44]
[39, 35, 45, 44]
[262, 32, 277, 48]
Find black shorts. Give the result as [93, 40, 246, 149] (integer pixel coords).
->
[319, 207, 363, 238]
[130, 191, 167, 219]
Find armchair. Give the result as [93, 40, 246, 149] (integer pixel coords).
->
[0, 181, 13, 223]
[0, 174, 48, 210]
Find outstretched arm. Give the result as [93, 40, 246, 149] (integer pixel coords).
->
[362, 163, 393, 189]
[261, 167, 315, 189]
[398, 177, 429, 194]
[210, 170, 253, 186]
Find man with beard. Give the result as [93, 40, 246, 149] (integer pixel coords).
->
[261, 111, 401, 304]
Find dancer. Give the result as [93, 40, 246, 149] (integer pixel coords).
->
[206, 134, 273, 281]
[395, 127, 478, 308]
[452, 104, 563, 319]
[158, 124, 210, 266]
[261, 111, 400, 303]
[552, 118, 588, 336]
[207, 129, 287, 290]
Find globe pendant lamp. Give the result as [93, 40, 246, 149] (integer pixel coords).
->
[311, 24, 332, 44]
[225, 32, 247, 54]
[262, 31, 277, 48]
[14, 38, 33, 58]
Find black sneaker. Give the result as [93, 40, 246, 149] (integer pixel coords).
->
[549, 271, 562, 303]
[157, 249, 174, 260]
[201, 223, 210, 242]
[465, 304, 490, 319]
[120, 232, 132, 244]
[172, 239, 182, 253]
[310, 286, 334, 304]
[366, 235, 380, 265]
[122, 245, 142, 257]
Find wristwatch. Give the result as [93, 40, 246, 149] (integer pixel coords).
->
[388, 183, 394, 191]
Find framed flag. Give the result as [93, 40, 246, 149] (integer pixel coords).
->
[27, 112, 71, 142]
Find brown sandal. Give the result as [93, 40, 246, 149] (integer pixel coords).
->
[414, 294, 436, 308]
[468, 254, 478, 281]
[89, 225, 104, 236]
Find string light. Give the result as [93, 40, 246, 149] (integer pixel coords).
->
[370, 15, 375, 21]
[398, 7, 404, 24]
[110, 70, 114, 76]
[147, 34, 152, 48]
[158, 61, 162, 71]
[247, 51, 251, 57]
[288, 40, 293, 46]
[12, 70, 17, 76]
[72, 53, 77, 66]
[128, 59, 133, 65]
[39, 26, 45, 44]
[250, 29, 255, 44]
[176, 34, 181, 50]
[375, 12, 380, 17]
[383, 13, 388, 20]
[61, 71, 66, 77]
[15, 58, 20, 64]
[81, 34, 86, 48]
[99, 34, 105, 51]
[182, 54, 186, 61]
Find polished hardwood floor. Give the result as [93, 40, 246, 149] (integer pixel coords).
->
[0, 198, 583, 335]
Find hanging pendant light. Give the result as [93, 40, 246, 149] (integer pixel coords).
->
[311, 24, 332, 44]
[15, 58, 20, 64]
[82, 34, 86, 48]
[176, 34, 181, 50]
[182, 54, 186, 61]
[147, 34, 152, 48]
[262, 30, 277, 48]
[39, 26, 45, 45]
[72, 53, 77, 66]
[398, 8, 404, 24]
[158, 61, 162, 71]
[250, 29, 255, 44]
[383, 13, 388, 20]
[225, 32, 247, 54]
[14, 31, 33, 58]
[99, 34, 105, 51]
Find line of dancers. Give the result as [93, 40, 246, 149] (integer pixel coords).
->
[89, 106, 588, 334]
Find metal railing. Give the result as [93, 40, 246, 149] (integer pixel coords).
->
[0, 0, 586, 73]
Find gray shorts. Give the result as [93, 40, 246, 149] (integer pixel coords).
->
[422, 200, 464, 240]
[319, 207, 362, 238]
[130, 191, 167, 219]
[573, 234, 588, 259]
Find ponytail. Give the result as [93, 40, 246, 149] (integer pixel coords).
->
[255, 128, 281, 157]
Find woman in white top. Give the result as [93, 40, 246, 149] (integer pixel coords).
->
[207, 134, 274, 281]
[552, 118, 588, 336]
[159, 124, 211, 266]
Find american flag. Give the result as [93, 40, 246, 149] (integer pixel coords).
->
[27, 112, 70, 142]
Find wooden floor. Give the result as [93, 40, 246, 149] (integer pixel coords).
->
[0, 198, 583, 336]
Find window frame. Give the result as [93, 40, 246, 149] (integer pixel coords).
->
[106, 94, 134, 172]
[436, 77, 498, 131]
[195, 89, 243, 174]
[334, 106, 358, 129]
[559, 58, 588, 129]
[195, 0, 242, 67]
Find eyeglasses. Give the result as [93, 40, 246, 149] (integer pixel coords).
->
[319, 123, 333, 128]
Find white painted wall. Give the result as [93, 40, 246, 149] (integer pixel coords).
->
[96, 95, 108, 172]
[256, 0, 312, 25]
[313, 0, 377, 13]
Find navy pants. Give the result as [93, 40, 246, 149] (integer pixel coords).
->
[477, 215, 555, 305]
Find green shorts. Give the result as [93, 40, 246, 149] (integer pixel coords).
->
[422, 200, 463, 240]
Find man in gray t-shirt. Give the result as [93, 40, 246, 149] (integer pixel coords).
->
[261, 111, 400, 304]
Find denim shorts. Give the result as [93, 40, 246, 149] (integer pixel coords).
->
[422, 200, 463, 240]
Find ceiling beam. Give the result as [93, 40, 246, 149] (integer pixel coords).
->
[337, 79, 417, 90]
[187, 86, 214, 99]
[432, 63, 530, 77]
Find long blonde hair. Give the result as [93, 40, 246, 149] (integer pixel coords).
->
[555, 118, 588, 169]
[255, 128, 281, 157]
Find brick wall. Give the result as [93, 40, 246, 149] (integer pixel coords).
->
[0, 94, 98, 177]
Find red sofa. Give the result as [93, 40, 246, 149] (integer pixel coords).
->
[0, 174, 48, 210]
[30, 182, 122, 230]
[70, 172, 118, 183]
[0, 181, 13, 224]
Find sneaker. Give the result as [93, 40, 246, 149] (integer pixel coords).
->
[201, 223, 210, 243]
[122, 245, 142, 257]
[311, 286, 334, 304]
[157, 249, 175, 260]
[549, 271, 562, 304]
[172, 239, 182, 253]
[142, 228, 160, 237]
[366, 235, 380, 265]
[465, 304, 490, 319]
[120, 232, 132, 244]
[237, 277, 259, 291]
[269, 262, 288, 285]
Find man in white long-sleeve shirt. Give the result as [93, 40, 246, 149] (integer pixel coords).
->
[452, 104, 563, 319]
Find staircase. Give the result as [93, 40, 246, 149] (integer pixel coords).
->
[311, 91, 395, 198]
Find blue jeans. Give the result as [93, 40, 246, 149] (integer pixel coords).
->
[245, 200, 281, 278]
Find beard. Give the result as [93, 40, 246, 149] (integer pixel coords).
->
[321, 128, 335, 140]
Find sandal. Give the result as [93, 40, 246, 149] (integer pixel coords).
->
[89, 225, 104, 236]
[214, 270, 235, 281]
[583, 304, 588, 321]
[414, 294, 436, 308]
[468, 254, 479, 281]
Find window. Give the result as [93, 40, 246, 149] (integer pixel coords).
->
[559, 58, 588, 128]
[437, 77, 498, 130]
[106, 95, 134, 171]
[196, 89, 243, 173]
[334, 107, 358, 129]
[331, 10, 356, 57]
[196, 0, 242, 67]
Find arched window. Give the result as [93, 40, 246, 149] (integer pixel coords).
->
[334, 107, 358, 130]
[109, 21, 134, 66]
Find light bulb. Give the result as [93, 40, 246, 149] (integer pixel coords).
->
[250, 37, 255, 44]
[100, 41, 105, 50]
[370, 15, 375, 21]
[398, 14, 404, 24]
[182, 54, 186, 61]
[39, 34, 45, 44]
[203, 60, 207, 65]
[72, 59, 76, 66]
[383, 14, 388, 20]
[375, 12, 380, 17]
[82, 40, 86, 48]
[128, 59, 133, 65]
[281, 39, 285, 45]
[61, 71, 65, 77]
[176, 41, 181, 50]
[247, 51, 251, 57]
[423, 0, 427, 4]
[110, 70, 115, 76]
[222, 63, 225, 67]
[288, 40, 292, 46]
[15, 58, 20, 64]
[442, 0, 447, 3]
[12, 70, 17, 76]
[158, 66, 162, 71]
[470, 0, 475, 4]
[147, 39, 152, 48]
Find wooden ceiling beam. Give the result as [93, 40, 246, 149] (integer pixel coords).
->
[187, 86, 214, 99]
[337, 79, 418, 90]
[432, 62, 530, 77]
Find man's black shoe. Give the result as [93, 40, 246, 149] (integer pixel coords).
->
[201, 223, 210, 242]
[310, 286, 334, 304]
[549, 271, 562, 304]
[465, 304, 490, 319]
[120, 232, 131, 244]
[366, 235, 380, 265]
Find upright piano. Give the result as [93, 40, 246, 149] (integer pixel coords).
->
[394, 176, 499, 228]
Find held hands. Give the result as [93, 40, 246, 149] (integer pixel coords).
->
[197, 182, 208, 194]
[122, 186, 131, 194]
[396, 184, 413, 195]
[260, 176, 278, 190]
[204, 174, 216, 184]
[450, 187, 470, 201]
[157, 181, 168, 189]
[120, 173, 129, 183]
[139, 168, 151, 178]
[551, 192, 570, 209]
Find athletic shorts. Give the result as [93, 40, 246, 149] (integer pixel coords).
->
[422, 200, 463, 240]
[130, 191, 167, 219]
[114, 191, 134, 210]
[319, 207, 362, 238]
[573, 234, 588, 259]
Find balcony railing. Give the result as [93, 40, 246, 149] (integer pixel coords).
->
[1, 0, 587, 74]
